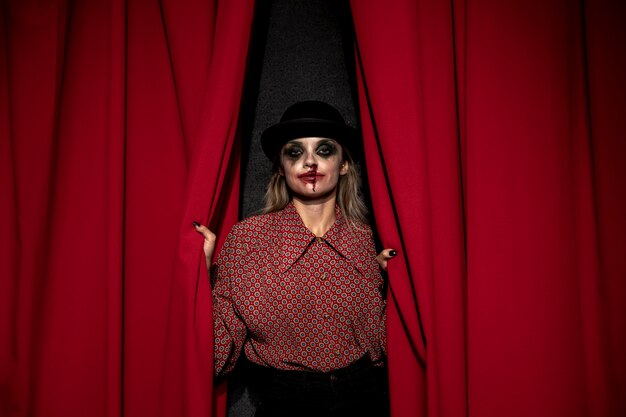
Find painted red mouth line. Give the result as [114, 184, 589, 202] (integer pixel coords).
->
[297, 171, 324, 192]
[297, 171, 324, 178]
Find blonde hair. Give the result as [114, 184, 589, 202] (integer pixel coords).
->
[262, 149, 369, 227]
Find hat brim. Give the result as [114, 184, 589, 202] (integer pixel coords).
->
[261, 119, 359, 161]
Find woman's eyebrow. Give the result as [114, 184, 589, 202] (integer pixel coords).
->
[316, 139, 336, 146]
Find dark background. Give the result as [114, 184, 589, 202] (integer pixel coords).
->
[239, 0, 357, 219]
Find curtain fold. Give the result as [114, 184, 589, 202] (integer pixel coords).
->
[351, 1, 625, 417]
[0, 1, 254, 416]
[584, 1, 626, 413]
[351, 2, 467, 417]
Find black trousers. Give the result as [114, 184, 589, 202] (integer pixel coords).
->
[247, 356, 389, 417]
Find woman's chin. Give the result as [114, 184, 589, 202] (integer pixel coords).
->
[291, 187, 336, 202]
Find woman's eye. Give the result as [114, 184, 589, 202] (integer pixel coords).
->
[284, 147, 303, 158]
[317, 144, 336, 157]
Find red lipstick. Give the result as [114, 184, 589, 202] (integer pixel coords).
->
[297, 169, 324, 192]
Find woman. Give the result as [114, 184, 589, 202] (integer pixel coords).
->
[194, 101, 395, 417]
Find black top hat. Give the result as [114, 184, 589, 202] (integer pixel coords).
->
[260, 100, 358, 161]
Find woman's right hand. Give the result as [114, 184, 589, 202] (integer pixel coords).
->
[193, 221, 216, 269]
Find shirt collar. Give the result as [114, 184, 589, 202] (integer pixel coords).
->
[275, 202, 365, 275]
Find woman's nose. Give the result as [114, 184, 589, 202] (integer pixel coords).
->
[303, 151, 317, 168]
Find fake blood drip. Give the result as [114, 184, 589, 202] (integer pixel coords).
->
[311, 168, 317, 192]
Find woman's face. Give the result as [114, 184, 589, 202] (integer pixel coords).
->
[279, 137, 349, 200]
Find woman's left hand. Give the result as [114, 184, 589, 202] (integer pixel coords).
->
[376, 249, 397, 271]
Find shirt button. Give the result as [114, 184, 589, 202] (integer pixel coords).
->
[323, 313, 331, 320]
[321, 272, 328, 281]
[317, 237, 323, 243]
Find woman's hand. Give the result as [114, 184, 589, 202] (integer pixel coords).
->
[376, 249, 397, 271]
[193, 221, 216, 270]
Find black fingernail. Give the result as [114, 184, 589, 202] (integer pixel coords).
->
[389, 250, 397, 257]
[192, 221, 200, 228]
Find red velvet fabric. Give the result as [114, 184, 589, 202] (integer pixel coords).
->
[351, 1, 626, 417]
[0, 1, 254, 416]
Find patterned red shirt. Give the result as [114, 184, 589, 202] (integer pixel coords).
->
[212, 202, 386, 376]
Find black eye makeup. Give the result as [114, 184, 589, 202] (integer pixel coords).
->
[282, 144, 304, 160]
[316, 140, 338, 158]
[281, 139, 340, 161]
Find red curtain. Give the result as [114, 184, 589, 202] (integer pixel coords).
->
[351, 1, 625, 417]
[0, 1, 254, 416]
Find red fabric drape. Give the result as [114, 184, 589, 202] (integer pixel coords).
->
[0, 1, 254, 416]
[351, 1, 625, 417]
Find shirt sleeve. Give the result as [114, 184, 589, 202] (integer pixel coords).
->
[212, 224, 248, 377]
[367, 227, 388, 357]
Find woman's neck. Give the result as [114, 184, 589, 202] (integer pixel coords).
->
[292, 195, 337, 237]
